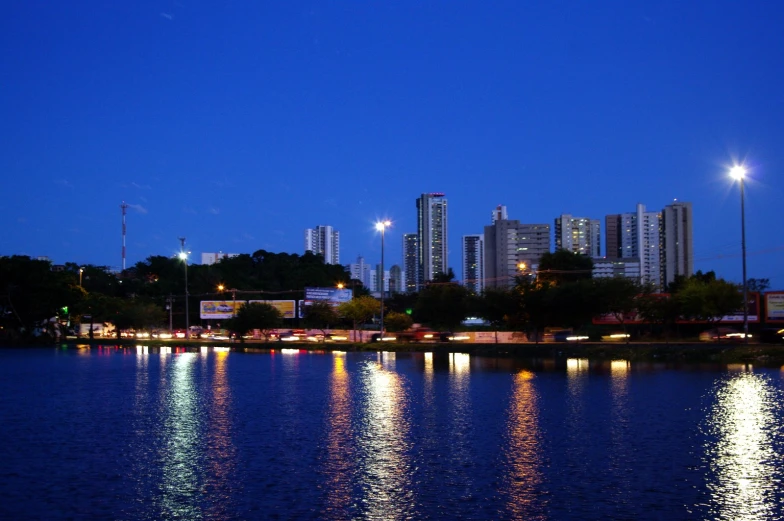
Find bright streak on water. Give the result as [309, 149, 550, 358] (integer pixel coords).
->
[704, 371, 784, 520]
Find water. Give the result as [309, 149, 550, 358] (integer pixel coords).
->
[1, 346, 783, 520]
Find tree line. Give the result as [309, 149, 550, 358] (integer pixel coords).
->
[0, 249, 765, 342]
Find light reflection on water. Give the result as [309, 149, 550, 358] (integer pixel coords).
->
[158, 353, 203, 520]
[703, 370, 784, 520]
[321, 353, 355, 518]
[356, 360, 415, 520]
[501, 370, 545, 520]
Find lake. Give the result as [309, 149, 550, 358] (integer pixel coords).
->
[1, 345, 783, 520]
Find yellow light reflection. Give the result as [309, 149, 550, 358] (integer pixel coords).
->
[449, 352, 470, 374]
[502, 370, 546, 518]
[203, 350, 236, 519]
[356, 362, 414, 519]
[323, 353, 354, 517]
[566, 358, 588, 373]
[705, 372, 781, 520]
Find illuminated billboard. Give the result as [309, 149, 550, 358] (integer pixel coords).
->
[200, 300, 246, 320]
[248, 300, 296, 319]
[304, 287, 353, 304]
[766, 292, 784, 323]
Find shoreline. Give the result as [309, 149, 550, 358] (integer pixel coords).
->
[8, 338, 783, 365]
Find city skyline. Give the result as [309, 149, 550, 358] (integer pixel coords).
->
[2, 2, 783, 289]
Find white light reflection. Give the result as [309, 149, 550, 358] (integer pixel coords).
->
[566, 358, 588, 373]
[608, 359, 631, 503]
[158, 353, 203, 519]
[502, 370, 546, 518]
[704, 371, 782, 520]
[356, 361, 415, 520]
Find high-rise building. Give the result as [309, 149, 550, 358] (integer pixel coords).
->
[389, 265, 404, 294]
[345, 255, 371, 289]
[304, 225, 340, 264]
[662, 200, 694, 287]
[555, 214, 601, 257]
[491, 205, 508, 223]
[416, 193, 448, 287]
[484, 219, 550, 288]
[462, 234, 484, 294]
[605, 203, 662, 289]
[201, 252, 239, 265]
[402, 233, 419, 293]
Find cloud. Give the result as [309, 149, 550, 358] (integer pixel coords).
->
[130, 182, 152, 190]
[208, 207, 220, 215]
[160, 12, 173, 20]
[128, 203, 148, 214]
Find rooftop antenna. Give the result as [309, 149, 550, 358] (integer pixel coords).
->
[120, 202, 129, 271]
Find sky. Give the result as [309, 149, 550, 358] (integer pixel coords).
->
[2, 1, 783, 289]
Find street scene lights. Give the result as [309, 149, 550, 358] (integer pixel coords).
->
[178, 239, 189, 339]
[376, 220, 392, 337]
[729, 165, 749, 344]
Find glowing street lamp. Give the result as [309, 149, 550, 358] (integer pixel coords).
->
[376, 220, 392, 337]
[729, 165, 749, 344]
[79, 267, 84, 288]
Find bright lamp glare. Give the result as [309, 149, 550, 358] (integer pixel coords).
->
[178, 252, 188, 260]
[729, 165, 747, 180]
[375, 220, 391, 231]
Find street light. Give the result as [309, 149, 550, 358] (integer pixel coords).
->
[730, 165, 749, 344]
[376, 220, 391, 338]
[178, 238, 189, 340]
[79, 267, 84, 288]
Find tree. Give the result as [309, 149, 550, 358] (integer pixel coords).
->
[516, 278, 556, 344]
[228, 302, 282, 342]
[414, 279, 470, 331]
[593, 277, 642, 344]
[747, 278, 771, 292]
[337, 296, 381, 342]
[636, 292, 681, 343]
[384, 311, 413, 332]
[476, 288, 518, 342]
[112, 300, 166, 337]
[678, 277, 742, 340]
[303, 301, 339, 338]
[537, 249, 593, 285]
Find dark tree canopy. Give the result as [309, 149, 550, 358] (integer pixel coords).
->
[537, 249, 594, 285]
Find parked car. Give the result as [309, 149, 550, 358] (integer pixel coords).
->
[699, 327, 751, 342]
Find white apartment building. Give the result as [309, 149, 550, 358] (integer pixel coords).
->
[304, 225, 340, 264]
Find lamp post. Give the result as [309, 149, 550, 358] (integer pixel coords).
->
[376, 220, 391, 338]
[730, 165, 749, 344]
[79, 267, 84, 288]
[178, 237, 189, 340]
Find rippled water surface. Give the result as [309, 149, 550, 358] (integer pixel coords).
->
[1, 346, 784, 520]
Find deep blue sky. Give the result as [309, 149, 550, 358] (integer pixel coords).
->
[2, 2, 783, 288]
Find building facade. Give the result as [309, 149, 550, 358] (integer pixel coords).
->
[304, 225, 340, 264]
[484, 219, 551, 288]
[201, 252, 239, 265]
[389, 265, 404, 294]
[555, 214, 601, 257]
[402, 233, 419, 293]
[662, 201, 694, 288]
[605, 203, 663, 290]
[592, 257, 642, 280]
[416, 193, 448, 288]
[462, 234, 484, 294]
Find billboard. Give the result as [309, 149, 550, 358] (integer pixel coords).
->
[766, 292, 784, 323]
[716, 292, 760, 323]
[200, 300, 246, 320]
[248, 300, 297, 319]
[304, 287, 353, 304]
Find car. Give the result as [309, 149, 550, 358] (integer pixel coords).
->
[553, 330, 589, 342]
[601, 332, 631, 342]
[699, 327, 751, 342]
